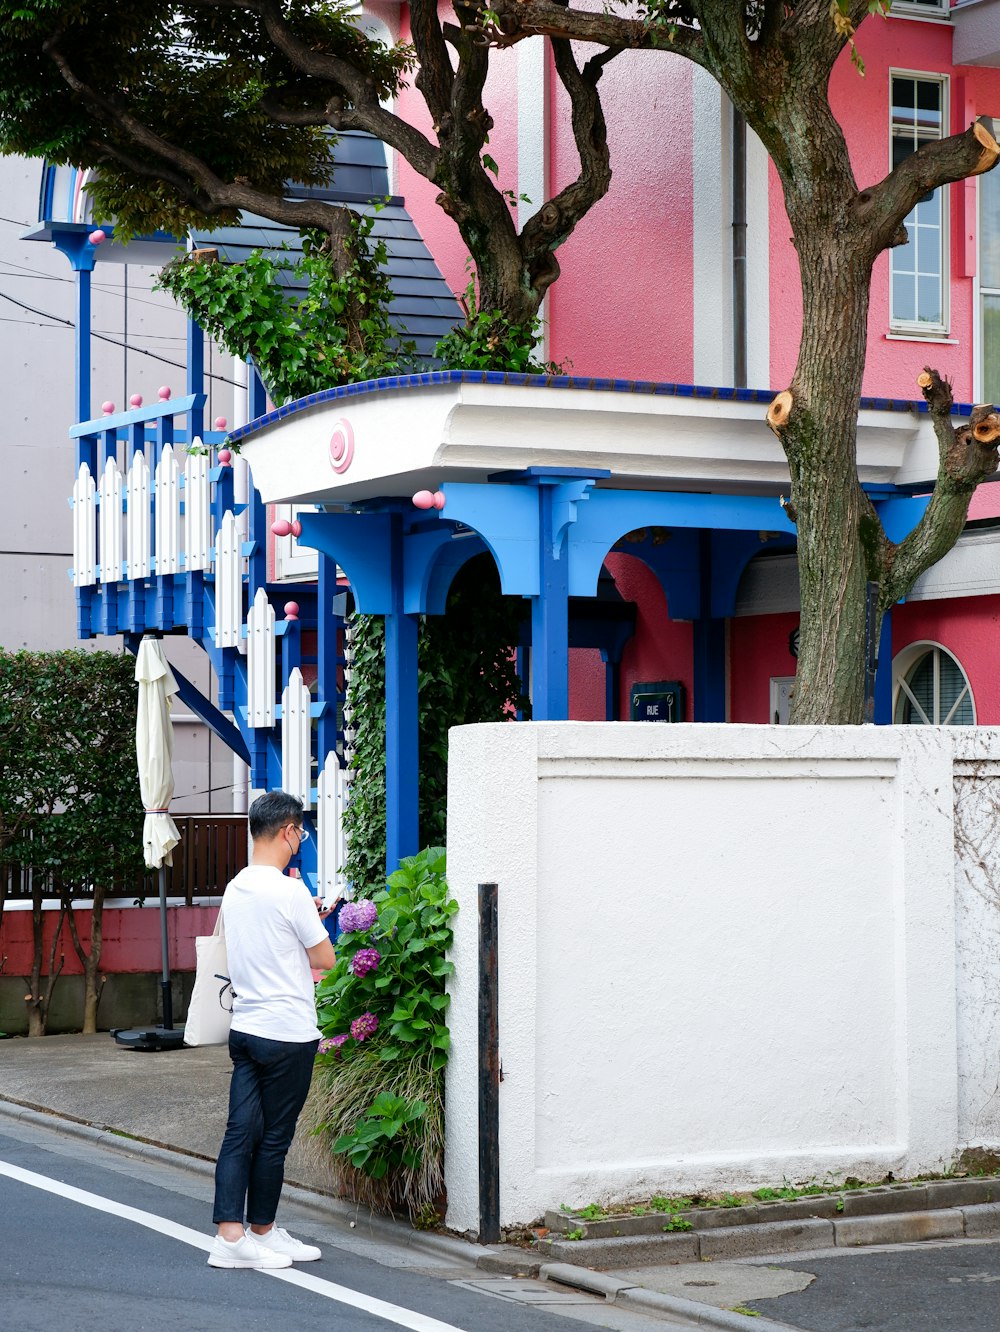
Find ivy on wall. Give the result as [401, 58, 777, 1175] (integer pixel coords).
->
[344, 555, 528, 888]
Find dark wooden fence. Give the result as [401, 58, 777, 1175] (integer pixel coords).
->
[2, 815, 249, 906]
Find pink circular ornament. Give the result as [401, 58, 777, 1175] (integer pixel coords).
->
[271, 519, 292, 537]
[328, 418, 355, 474]
[158, 386, 172, 401]
[214, 416, 227, 430]
[284, 601, 300, 621]
[217, 448, 232, 465]
[88, 229, 106, 245]
[101, 401, 115, 416]
[290, 519, 302, 538]
[129, 393, 143, 408]
[412, 490, 434, 510]
[432, 491, 446, 510]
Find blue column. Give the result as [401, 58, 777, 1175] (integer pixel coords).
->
[693, 532, 727, 722]
[874, 608, 893, 724]
[385, 513, 420, 871]
[531, 482, 569, 720]
[50, 229, 99, 424]
[187, 317, 205, 440]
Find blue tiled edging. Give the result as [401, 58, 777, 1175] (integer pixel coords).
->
[228, 370, 969, 445]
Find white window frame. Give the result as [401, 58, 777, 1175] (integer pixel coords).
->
[892, 640, 976, 725]
[889, 70, 950, 337]
[977, 134, 1000, 405]
[888, 0, 949, 19]
[271, 503, 319, 582]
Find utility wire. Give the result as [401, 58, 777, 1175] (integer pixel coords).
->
[0, 288, 241, 387]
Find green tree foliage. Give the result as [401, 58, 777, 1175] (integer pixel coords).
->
[156, 221, 413, 403]
[0, 1, 614, 332]
[0, 650, 144, 1034]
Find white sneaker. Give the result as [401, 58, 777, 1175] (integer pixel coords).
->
[251, 1225, 322, 1262]
[207, 1232, 293, 1269]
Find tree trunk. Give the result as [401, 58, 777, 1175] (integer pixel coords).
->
[777, 229, 876, 725]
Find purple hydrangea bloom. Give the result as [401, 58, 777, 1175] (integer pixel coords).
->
[350, 1011, 379, 1041]
[339, 899, 378, 934]
[350, 947, 381, 977]
[318, 1034, 349, 1055]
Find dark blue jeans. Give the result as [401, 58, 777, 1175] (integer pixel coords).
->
[212, 1029, 319, 1226]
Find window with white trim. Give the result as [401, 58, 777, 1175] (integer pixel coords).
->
[980, 145, 1000, 406]
[893, 643, 975, 725]
[889, 73, 948, 333]
[890, 0, 948, 15]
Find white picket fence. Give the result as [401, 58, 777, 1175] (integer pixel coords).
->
[71, 437, 350, 898]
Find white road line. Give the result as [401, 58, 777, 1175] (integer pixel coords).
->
[0, 1159, 469, 1332]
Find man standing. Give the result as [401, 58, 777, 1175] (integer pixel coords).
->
[207, 790, 337, 1270]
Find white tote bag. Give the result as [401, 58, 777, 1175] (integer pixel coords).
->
[183, 908, 235, 1047]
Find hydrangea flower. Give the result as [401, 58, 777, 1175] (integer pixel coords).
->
[317, 1034, 349, 1055]
[339, 899, 378, 933]
[350, 1011, 379, 1041]
[350, 947, 381, 977]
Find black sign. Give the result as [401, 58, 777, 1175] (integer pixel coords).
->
[630, 681, 685, 722]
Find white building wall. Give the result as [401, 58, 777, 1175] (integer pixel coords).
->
[446, 722, 1000, 1232]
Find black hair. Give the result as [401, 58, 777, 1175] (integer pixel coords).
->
[248, 790, 304, 840]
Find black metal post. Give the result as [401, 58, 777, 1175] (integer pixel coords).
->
[158, 864, 174, 1030]
[478, 881, 500, 1244]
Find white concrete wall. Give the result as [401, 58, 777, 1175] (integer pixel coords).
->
[445, 722, 1000, 1232]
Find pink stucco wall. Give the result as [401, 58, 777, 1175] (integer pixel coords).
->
[770, 16, 1000, 402]
[729, 612, 801, 724]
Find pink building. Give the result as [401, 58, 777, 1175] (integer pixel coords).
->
[390, 0, 1000, 726]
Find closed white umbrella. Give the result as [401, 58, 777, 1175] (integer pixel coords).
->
[122, 636, 183, 1047]
[135, 637, 180, 871]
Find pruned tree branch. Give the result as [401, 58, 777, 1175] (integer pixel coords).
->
[855, 117, 1000, 259]
[882, 368, 1000, 607]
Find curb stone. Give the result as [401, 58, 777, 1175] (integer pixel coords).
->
[540, 1262, 804, 1331]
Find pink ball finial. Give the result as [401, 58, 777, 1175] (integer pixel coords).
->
[284, 601, 300, 621]
[217, 448, 232, 466]
[290, 519, 302, 538]
[271, 519, 292, 538]
[158, 386, 172, 401]
[88, 229, 106, 246]
[129, 393, 143, 409]
[432, 491, 446, 510]
[214, 416, 227, 430]
[101, 400, 115, 416]
[412, 490, 435, 510]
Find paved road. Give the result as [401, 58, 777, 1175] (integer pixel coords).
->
[742, 1239, 1000, 1330]
[0, 1116, 675, 1332]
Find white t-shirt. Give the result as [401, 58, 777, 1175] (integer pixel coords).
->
[221, 865, 329, 1043]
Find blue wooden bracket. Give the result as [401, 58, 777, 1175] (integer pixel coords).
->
[871, 493, 930, 544]
[434, 483, 541, 596]
[70, 393, 204, 437]
[297, 510, 394, 613]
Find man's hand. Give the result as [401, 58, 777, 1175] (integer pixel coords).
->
[317, 895, 342, 922]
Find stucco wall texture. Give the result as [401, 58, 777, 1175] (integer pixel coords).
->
[446, 722, 1000, 1230]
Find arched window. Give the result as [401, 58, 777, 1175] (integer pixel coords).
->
[893, 642, 975, 726]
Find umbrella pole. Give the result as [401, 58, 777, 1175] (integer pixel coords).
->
[158, 865, 174, 1030]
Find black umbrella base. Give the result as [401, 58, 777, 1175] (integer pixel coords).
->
[111, 1027, 186, 1052]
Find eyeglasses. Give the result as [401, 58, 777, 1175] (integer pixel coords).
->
[288, 824, 310, 843]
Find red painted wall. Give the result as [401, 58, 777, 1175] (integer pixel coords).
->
[892, 594, 1000, 724]
[729, 613, 800, 724]
[0, 905, 218, 978]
